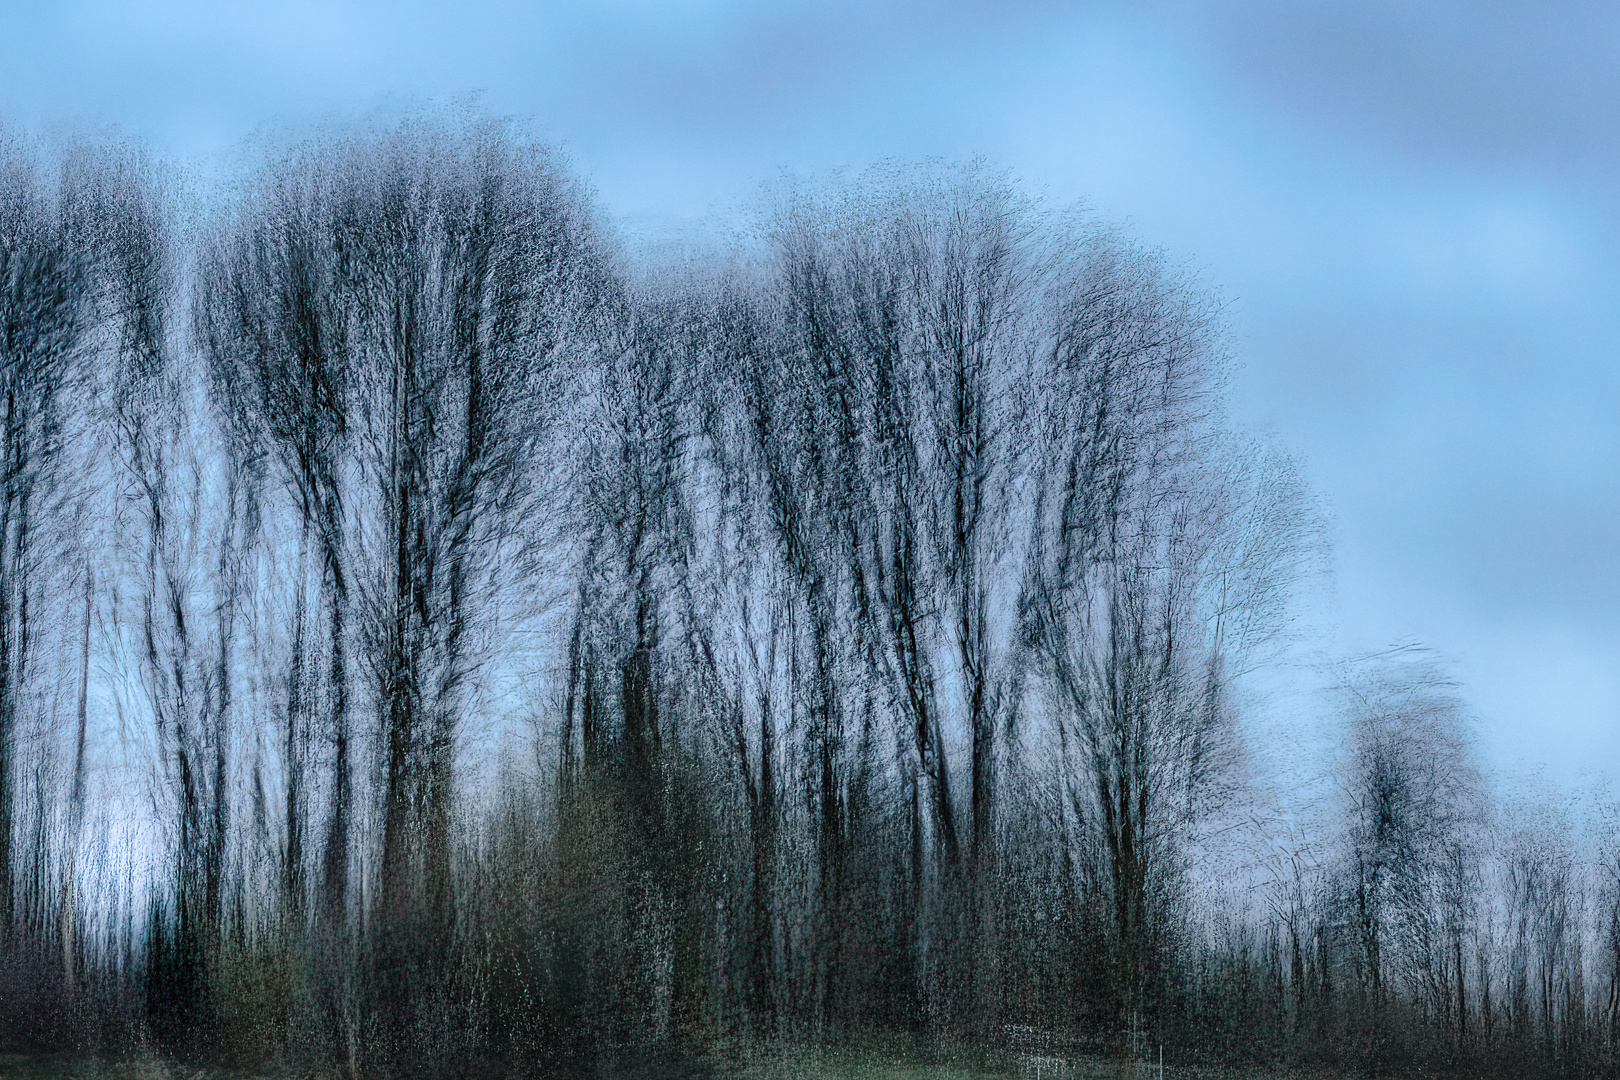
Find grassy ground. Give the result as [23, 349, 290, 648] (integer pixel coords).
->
[0, 1048, 1355, 1080]
[0, 1055, 223, 1080]
[721, 1045, 1350, 1080]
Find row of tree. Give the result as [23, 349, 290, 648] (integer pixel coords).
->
[0, 118, 1610, 1078]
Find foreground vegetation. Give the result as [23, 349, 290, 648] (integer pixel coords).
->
[0, 115, 1614, 1079]
[0, 1045, 1359, 1080]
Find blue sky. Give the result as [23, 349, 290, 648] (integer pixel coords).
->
[4, 0, 1617, 784]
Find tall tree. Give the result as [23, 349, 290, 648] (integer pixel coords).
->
[1334, 650, 1481, 1025]
[1018, 233, 1309, 1037]
[0, 137, 95, 944]
[199, 121, 611, 1068]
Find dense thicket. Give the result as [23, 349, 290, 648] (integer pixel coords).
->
[0, 121, 1611, 1079]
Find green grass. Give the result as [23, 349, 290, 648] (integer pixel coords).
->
[714, 1041, 1353, 1080]
[0, 1047, 1357, 1080]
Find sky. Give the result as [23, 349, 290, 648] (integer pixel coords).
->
[2, 0, 1617, 788]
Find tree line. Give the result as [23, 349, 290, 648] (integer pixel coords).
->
[0, 118, 1613, 1079]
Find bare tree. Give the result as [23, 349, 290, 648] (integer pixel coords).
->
[85, 145, 252, 1050]
[0, 135, 97, 948]
[755, 166, 1036, 1026]
[193, 119, 612, 1070]
[1331, 648, 1483, 1047]
[1018, 231, 1310, 1038]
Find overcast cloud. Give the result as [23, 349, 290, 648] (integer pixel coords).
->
[3, 0, 1616, 783]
